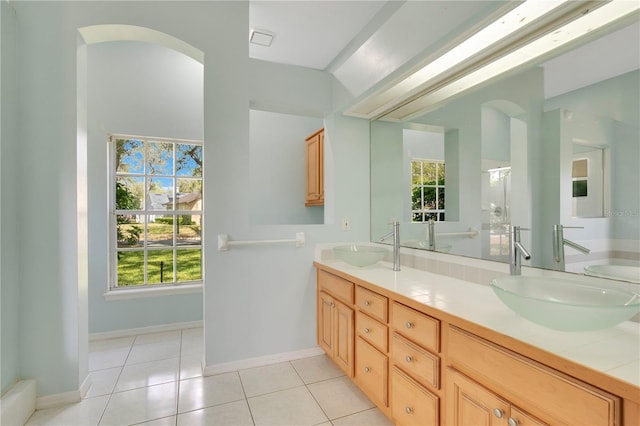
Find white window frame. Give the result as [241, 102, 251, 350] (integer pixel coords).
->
[411, 158, 446, 223]
[107, 134, 204, 295]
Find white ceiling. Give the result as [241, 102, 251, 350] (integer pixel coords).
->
[249, 1, 389, 70]
[249, 1, 640, 104]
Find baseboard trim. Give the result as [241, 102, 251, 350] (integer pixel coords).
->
[36, 389, 81, 410]
[1, 380, 36, 426]
[79, 375, 92, 399]
[203, 347, 324, 376]
[89, 320, 203, 341]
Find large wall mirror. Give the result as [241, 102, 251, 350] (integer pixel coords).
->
[371, 19, 639, 283]
[249, 108, 324, 225]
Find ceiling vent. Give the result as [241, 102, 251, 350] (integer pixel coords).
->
[250, 29, 274, 47]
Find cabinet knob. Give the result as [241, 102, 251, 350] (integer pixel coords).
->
[363, 328, 370, 334]
[405, 321, 414, 329]
[508, 418, 519, 426]
[405, 355, 413, 363]
[364, 367, 371, 373]
[405, 407, 413, 414]
[493, 408, 504, 418]
[364, 300, 371, 306]
[331, 302, 336, 308]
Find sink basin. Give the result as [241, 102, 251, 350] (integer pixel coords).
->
[491, 276, 640, 331]
[333, 245, 387, 267]
[584, 264, 640, 284]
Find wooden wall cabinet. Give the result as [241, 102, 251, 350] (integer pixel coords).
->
[305, 128, 324, 206]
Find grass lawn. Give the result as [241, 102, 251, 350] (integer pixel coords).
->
[118, 249, 202, 286]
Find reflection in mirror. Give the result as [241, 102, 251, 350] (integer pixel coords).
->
[249, 109, 324, 225]
[370, 20, 639, 282]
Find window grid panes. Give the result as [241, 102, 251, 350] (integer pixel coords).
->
[111, 135, 203, 288]
[411, 159, 445, 222]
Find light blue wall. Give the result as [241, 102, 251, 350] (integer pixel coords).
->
[7, 1, 371, 397]
[1, 0, 20, 395]
[87, 41, 204, 333]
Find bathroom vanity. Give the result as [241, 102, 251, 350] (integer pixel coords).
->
[314, 259, 640, 425]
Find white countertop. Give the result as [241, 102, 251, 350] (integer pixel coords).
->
[316, 258, 640, 388]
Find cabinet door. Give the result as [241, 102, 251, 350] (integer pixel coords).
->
[446, 368, 510, 426]
[318, 291, 334, 355]
[305, 129, 324, 206]
[334, 300, 354, 377]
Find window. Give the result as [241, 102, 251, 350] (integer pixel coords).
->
[411, 159, 445, 222]
[110, 135, 203, 289]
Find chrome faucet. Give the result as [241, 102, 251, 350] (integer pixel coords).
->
[427, 220, 436, 250]
[380, 220, 400, 271]
[510, 225, 531, 275]
[553, 224, 590, 271]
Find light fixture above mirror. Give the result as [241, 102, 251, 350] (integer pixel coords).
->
[345, 0, 639, 121]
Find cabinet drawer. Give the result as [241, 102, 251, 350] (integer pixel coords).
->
[356, 286, 388, 322]
[391, 302, 440, 353]
[391, 366, 439, 426]
[447, 326, 619, 426]
[355, 337, 388, 408]
[391, 332, 439, 390]
[318, 270, 354, 304]
[356, 311, 388, 352]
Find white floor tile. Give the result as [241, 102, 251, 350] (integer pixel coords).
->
[89, 347, 131, 371]
[291, 354, 344, 384]
[307, 376, 374, 420]
[247, 386, 327, 426]
[239, 362, 304, 397]
[180, 353, 203, 380]
[99, 382, 178, 426]
[25, 395, 109, 426]
[178, 372, 245, 414]
[126, 340, 181, 365]
[86, 367, 121, 398]
[114, 357, 179, 392]
[133, 415, 177, 426]
[181, 328, 203, 357]
[331, 408, 393, 426]
[177, 400, 254, 426]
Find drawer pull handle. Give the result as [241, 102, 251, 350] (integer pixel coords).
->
[405, 321, 414, 329]
[364, 300, 371, 306]
[364, 367, 371, 373]
[405, 407, 413, 414]
[508, 418, 519, 426]
[363, 328, 370, 334]
[493, 408, 504, 418]
[405, 355, 413, 363]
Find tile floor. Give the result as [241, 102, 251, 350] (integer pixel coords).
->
[25, 327, 392, 426]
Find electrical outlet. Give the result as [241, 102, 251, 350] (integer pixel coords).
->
[342, 217, 351, 231]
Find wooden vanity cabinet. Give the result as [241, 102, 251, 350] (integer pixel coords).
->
[315, 264, 636, 426]
[305, 128, 324, 206]
[446, 325, 620, 426]
[354, 286, 390, 410]
[390, 302, 441, 425]
[317, 271, 354, 377]
[446, 368, 546, 426]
